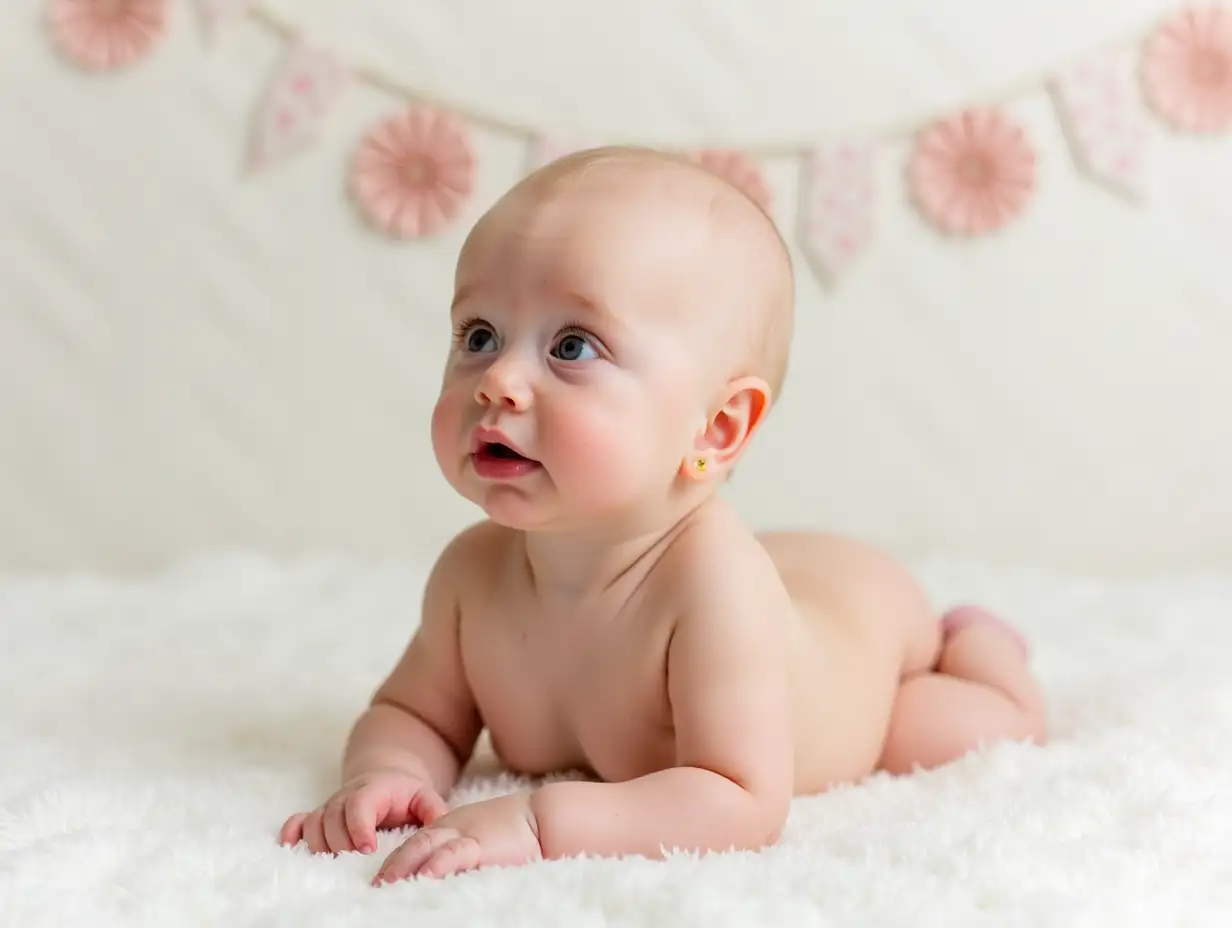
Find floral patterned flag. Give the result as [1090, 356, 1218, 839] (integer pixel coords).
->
[248, 41, 351, 170]
[1049, 47, 1150, 200]
[694, 149, 774, 214]
[799, 141, 876, 282]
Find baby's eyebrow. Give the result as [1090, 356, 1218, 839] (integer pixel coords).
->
[557, 292, 634, 343]
[451, 283, 624, 332]
[559, 289, 612, 321]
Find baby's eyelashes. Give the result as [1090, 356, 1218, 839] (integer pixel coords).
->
[452, 319, 604, 363]
[453, 317, 498, 353]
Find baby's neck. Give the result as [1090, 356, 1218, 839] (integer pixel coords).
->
[518, 497, 715, 604]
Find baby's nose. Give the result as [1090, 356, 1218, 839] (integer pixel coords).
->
[475, 359, 532, 410]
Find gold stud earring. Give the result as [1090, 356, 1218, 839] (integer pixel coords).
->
[695, 458, 707, 473]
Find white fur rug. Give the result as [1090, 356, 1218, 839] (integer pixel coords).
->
[3, 552, 1231, 927]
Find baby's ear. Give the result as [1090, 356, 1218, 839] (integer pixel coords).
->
[696, 376, 771, 473]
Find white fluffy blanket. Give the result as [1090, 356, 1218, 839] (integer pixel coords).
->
[3, 553, 1230, 926]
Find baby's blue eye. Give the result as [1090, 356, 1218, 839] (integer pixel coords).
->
[464, 326, 497, 353]
[551, 333, 597, 362]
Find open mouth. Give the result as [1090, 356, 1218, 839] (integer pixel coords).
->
[483, 442, 531, 461]
[469, 429, 541, 478]
[473, 442, 543, 469]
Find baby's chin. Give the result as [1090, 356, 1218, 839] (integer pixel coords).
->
[475, 503, 564, 535]
[468, 488, 623, 534]
[459, 477, 557, 530]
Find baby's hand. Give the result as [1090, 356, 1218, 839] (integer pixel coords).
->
[372, 792, 542, 884]
[279, 768, 449, 856]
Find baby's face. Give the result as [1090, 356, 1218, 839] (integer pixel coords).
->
[430, 177, 718, 531]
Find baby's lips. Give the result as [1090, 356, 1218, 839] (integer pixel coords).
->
[471, 425, 533, 460]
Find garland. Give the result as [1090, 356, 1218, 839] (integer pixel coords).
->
[45, 1, 1232, 287]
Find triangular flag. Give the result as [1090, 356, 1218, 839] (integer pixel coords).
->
[799, 141, 876, 285]
[197, 0, 253, 41]
[247, 41, 350, 171]
[1049, 47, 1150, 200]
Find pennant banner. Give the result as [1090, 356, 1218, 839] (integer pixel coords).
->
[797, 142, 875, 283]
[46, 1, 1232, 290]
[247, 40, 350, 171]
[1050, 47, 1151, 200]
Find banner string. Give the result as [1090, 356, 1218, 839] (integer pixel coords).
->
[246, 3, 1158, 153]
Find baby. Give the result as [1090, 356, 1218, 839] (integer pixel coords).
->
[279, 145, 1047, 885]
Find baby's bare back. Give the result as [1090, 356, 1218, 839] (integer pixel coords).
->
[452, 519, 940, 795]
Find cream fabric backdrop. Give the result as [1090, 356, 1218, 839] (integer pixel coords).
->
[1, 0, 1229, 574]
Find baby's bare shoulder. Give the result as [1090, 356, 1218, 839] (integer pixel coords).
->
[653, 502, 790, 622]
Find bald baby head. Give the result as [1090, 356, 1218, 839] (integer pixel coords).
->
[492, 145, 797, 406]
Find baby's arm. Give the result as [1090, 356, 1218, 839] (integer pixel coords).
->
[345, 531, 484, 797]
[529, 543, 796, 858]
[281, 529, 485, 854]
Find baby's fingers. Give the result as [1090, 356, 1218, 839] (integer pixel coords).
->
[279, 812, 309, 846]
[301, 810, 330, 854]
[322, 799, 357, 854]
[343, 789, 388, 853]
[371, 829, 458, 886]
[411, 786, 450, 826]
[418, 836, 482, 879]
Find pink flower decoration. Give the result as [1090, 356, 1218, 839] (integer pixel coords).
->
[908, 107, 1037, 236]
[1142, 5, 1232, 134]
[48, 0, 168, 70]
[693, 149, 773, 213]
[351, 107, 476, 238]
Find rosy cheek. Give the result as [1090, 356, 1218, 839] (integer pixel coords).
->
[430, 389, 465, 455]
[549, 397, 639, 480]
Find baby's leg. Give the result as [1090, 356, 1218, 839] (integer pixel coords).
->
[877, 605, 1046, 775]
